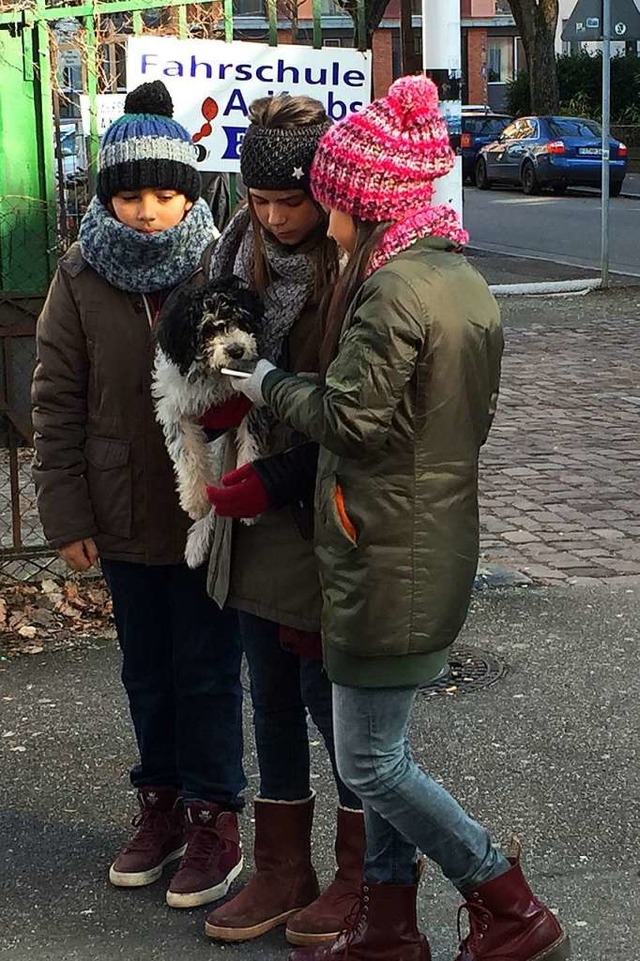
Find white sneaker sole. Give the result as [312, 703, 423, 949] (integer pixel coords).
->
[166, 856, 244, 908]
[108, 843, 187, 888]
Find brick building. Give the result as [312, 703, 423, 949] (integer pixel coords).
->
[235, 0, 521, 108]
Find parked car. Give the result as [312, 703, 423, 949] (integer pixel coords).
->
[461, 108, 512, 183]
[475, 116, 627, 196]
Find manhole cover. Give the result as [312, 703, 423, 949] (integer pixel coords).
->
[419, 647, 506, 696]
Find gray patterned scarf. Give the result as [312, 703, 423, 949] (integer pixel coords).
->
[209, 206, 320, 452]
[79, 196, 216, 293]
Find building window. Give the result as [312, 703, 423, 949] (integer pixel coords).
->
[321, 0, 340, 12]
[494, 0, 512, 14]
[235, 0, 265, 15]
[487, 36, 516, 83]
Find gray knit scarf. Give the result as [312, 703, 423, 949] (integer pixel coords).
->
[79, 196, 216, 292]
[209, 206, 319, 452]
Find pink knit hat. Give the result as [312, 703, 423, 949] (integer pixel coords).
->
[310, 75, 455, 222]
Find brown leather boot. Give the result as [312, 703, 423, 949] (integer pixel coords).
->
[455, 859, 570, 961]
[109, 786, 185, 887]
[288, 881, 431, 960]
[204, 795, 319, 942]
[286, 807, 365, 946]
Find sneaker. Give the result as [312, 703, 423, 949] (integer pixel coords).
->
[109, 786, 186, 887]
[166, 800, 243, 908]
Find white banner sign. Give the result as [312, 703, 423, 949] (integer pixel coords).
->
[126, 37, 372, 173]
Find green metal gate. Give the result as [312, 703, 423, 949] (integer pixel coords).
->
[0, 0, 368, 575]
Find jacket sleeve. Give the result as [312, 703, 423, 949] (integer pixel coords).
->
[31, 266, 98, 547]
[252, 442, 319, 510]
[263, 271, 424, 459]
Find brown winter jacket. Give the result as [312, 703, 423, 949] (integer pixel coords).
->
[31, 242, 211, 565]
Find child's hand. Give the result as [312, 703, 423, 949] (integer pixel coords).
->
[58, 538, 99, 572]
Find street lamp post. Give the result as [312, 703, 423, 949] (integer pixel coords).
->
[421, 0, 463, 221]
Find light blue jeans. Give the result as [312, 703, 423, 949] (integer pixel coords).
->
[333, 683, 510, 891]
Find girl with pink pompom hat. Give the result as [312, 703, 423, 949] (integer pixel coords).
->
[226, 75, 570, 961]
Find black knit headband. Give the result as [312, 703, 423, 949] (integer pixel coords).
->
[240, 121, 331, 193]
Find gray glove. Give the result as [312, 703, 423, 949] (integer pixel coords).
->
[229, 358, 276, 407]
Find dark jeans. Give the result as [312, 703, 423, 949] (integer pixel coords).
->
[102, 559, 245, 809]
[239, 612, 361, 810]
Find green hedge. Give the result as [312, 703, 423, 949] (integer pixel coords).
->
[506, 53, 640, 124]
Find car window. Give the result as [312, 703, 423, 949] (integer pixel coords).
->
[548, 118, 602, 138]
[462, 116, 511, 135]
[500, 122, 520, 140]
[519, 119, 539, 139]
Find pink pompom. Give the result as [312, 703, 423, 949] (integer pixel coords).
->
[386, 75, 441, 123]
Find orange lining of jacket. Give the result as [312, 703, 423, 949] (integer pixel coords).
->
[334, 483, 357, 541]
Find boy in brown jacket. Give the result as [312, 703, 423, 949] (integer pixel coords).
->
[32, 80, 245, 911]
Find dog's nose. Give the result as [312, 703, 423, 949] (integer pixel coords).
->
[226, 344, 246, 360]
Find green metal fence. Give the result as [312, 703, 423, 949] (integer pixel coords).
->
[0, 0, 367, 574]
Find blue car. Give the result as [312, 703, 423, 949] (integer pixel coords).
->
[461, 109, 512, 183]
[475, 115, 627, 196]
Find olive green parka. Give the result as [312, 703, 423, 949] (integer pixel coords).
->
[263, 237, 503, 688]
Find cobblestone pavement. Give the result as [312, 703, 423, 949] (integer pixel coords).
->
[3, 286, 640, 587]
[479, 288, 640, 582]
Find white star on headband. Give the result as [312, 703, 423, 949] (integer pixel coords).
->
[292, 166, 305, 180]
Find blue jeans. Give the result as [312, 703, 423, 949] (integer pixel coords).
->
[239, 613, 361, 810]
[333, 684, 510, 890]
[102, 559, 245, 809]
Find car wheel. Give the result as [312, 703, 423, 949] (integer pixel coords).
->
[521, 161, 540, 195]
[475, 158, 491, 190]
[609, 181, 622, 198]
[552, 184, 567, 195]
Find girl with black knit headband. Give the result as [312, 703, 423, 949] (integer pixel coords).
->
[201, 95, 365, 948]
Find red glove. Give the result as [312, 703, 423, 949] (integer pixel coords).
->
[205, 463, 270, 519]
[198, 395, 252, 430]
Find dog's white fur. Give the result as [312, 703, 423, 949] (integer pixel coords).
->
[153, 339, 259, 569]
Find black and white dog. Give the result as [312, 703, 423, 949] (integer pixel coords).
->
[153, 275, 262, 568]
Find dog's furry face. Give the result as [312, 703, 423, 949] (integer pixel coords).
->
[156, 275, 262, 380]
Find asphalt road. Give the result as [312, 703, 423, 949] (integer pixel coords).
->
[1, 579, 639, 960]
[464, 182, 640, 278]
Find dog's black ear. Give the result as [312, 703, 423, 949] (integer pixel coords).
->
[155, 287, 202, 373]
[223, 275, 263, 329]
[233, 285, 263, 330]
[205, 274, 263, 330]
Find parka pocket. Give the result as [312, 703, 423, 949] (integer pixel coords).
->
[318, 474, 358, 550]
[84, 436, 132, 540]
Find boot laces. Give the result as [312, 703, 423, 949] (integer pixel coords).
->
[125, 808, 174, 853]
[457, 896, 493, 955]
[331, 885, 371, 955]
[180, 823, 223, 871]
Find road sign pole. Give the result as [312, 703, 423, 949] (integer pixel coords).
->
[421, 0, 463, 223]
[601, 0, 611, 288]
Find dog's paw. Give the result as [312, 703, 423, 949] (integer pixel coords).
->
[185, 515, 214, 568]
[180, 488, 211, 521]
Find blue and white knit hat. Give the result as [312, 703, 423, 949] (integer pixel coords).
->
[96, 80, 201, 204]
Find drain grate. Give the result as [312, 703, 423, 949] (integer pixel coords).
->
[419, 647, 507, 696]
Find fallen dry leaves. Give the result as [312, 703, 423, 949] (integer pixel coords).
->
[0, 576, 113, 658]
